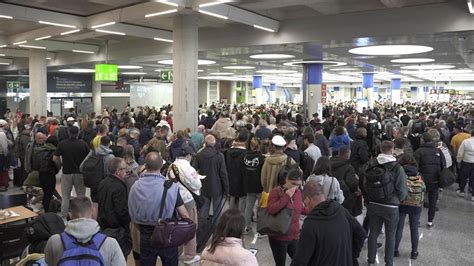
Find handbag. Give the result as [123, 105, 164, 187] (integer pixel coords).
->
[150, 180, 197, 248]
[438, 149, 456, 188]
[169, 164, 205, 210]
[257, 190, 293, 235]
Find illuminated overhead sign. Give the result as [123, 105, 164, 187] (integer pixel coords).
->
[95, 64, 118, 81]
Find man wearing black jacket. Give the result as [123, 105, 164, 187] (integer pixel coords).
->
[291, 181, 366, 266]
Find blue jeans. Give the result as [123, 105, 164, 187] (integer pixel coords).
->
[367, 203, 399, 266]
[394, 206, 421, 253]
[139, 225, 178, 266]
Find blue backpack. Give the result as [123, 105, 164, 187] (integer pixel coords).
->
[58, 232, 107, 266]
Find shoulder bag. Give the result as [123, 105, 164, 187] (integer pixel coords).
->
[438, 149, 456, 188]
[257, 188, 293, 235]
[150, 180, 197, 248]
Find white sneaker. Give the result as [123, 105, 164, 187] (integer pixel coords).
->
[427, 222, 434, 228]
[456, 190, 465, 197]
[471, 196, 474, 202]
[184, 255, 201, 264]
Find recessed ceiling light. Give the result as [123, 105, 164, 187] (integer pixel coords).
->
[121, 72, 148, 75]
[59, 69, 95, 73]
[209, 72, 233, 75]
[13, 41, 27, 45]
[329, 68, 359, 71]
[402, 69, 472, 74]
[198, 10, 228, 20]
[0, 45, 6, 48]
[38, 20, 76, 28]
[19, 45, 46, 49]
[72, 50, 95, 54]
[0, 62, 10, 65]
[391, 58, 435, 63]
[0, 15, 13, 19]
[253, 25, 275, 32]
[145, 9, 178, 18]
[157, 0, 179, 7]
[153, 37, 173, 43]
[223, 66, 255, 70]
[348, 45, 433, 55]
[250, 54, 295, 60]
[46, 57, 52, 60]
[284, 60, 347, 67]
[118, 65, 143, 69]
[35, 35, 51, 41]
[60, 29, 81, 35]
[95, 29, 126, 36]
[91, 21, 116, 29]
[199, 1, 230, 7]
[157, 59, 216, 65]
[256, 69, 298, 74]
[400, 64, 455, 70]
[0, 54, 4, 56]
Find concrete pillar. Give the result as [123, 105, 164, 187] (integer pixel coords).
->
[363, 73, 374, 109]
[173, 14, 198, 132]
[356, 86, 363, 99]
[307, 64, 323, 118]
[391, 78, 402, 104]
[92, 80, 101, 114]
[29, 49, 47, 116]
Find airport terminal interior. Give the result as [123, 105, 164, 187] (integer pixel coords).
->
[0, 0, 474, 265]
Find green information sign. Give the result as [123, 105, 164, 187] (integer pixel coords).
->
[6, 81, 21, 91]
[95, 64, 118, 81]
[160, 71, 173, 83]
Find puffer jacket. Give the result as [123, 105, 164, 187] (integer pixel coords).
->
[414, 142, 444, 184]
[225, 146, 247, 197]
[261, 152, 294, 193]
[201, 237, 258, 266]
[193, 146, 229, 197]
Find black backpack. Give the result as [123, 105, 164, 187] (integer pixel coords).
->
[364, 161, 398, 203]
[81, 153, 105, 188]
[300, 152, 315, 181]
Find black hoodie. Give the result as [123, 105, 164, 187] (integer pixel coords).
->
[193, 146, 229, 197]
[225, 146, 247, 197]
[291, 200, 366, 266]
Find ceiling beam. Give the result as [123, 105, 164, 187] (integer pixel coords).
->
[379, 0, 405, 8]
[0, 48, 55, 58]
[31, 40, 101, 53]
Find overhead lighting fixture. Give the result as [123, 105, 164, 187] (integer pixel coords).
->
[35, 35, 51, 41]
[72, 50, 95, 54]
[198, 10, 228, 20]
[199, 1, 230, 8]
[0, 45, 6, 48]
[250, 54, 295, 60]
[121, 72, 148, 75]
[46, 57, 52, 60]
[158, 0, 179, 7]
[348, 45, 433, 55]
[390, 58, 435, 63]
[329, 68, 360, 71]
[284, 60, 347, 67]
[91, 21, 116, 29]
[0, 62, 10, 65]
[19, 45, 47, 49]
[59, 69, 95, 73]
[38, 20, 76, 28]
[157, 59, 216, 65]
[209, 72, 233, 75]
[145, 9, 178, 18]
[0, 15, 13, 19]
[153, 37, 173, 43]
[60, 29, 81, 35]
[118, 65, 143, 69]
[469, 0, 474, 14]
[0, 54, 4, 56]
[253, 25, 275, 33]
[13, 41, 27, 45]
[223, 65, 256, 70]
[256, 69, 298, 74]
[95, 29, 126, 36]
[198, 69, 204, 72]
[400, 64, 456, 70]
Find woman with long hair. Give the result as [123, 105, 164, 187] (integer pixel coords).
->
[307, 156, 345, 204]
[201, 209, 258, 266]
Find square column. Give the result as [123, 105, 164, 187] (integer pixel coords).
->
[173, 14, 198, 132]
[29, 49, 47, 116]
[307, 64, 323, 118]
[92, 80, 102, 114]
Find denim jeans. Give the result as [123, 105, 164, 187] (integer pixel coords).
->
[139, 225, 179, 266]
[426, 183, 439, 222]
[200, 195, 223, 220]
[244, 193, 261, 228]
[60, 173, 86, 218]
[367, 203, 399, 266]
[395, 206, 421, 253]
[268, 238, 297, 266]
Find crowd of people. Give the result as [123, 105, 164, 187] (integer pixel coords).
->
[2, 99, 473, 266]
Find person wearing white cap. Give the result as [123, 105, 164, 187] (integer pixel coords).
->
[0, 119, 10, 191]
[261, 135, 296, 193]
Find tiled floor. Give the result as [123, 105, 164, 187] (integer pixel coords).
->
[4, 172, 474, 266]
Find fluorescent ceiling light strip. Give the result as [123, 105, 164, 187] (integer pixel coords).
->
[121, 72, 148, 75]
[0, 45, 7, 48]
[91, 21, 116, 29]
[154, 37, 173, 43]
[0, 54, 4, 56]
[253, 24, 275, 32]
[19, 45, 46, 49]
[469, 0, 473, 14]
[198, 10, 228, 20]
[145, 9, 178, 18]
[13, 41, 27, 45]
[0, 62, 10, 65]
[72, 50, 95, 54]
[199, 1, 229, 7]
[95, 29, 126, 36]
[35, 35, 51, 41]
[158, 0, 179, 7]
[0, 15, 13, 19]
[38, 20, 76, 28]
[61, 29, 81, 35]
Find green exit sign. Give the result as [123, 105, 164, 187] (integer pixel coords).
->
[6, 81, 21, 90]
[160, 71, 173, 83]
[95, 64, 118, 81]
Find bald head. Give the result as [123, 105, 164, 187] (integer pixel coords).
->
[302, 180, 326, 210]
[205, 135, 216, 147]
[35, 132, 47, 145]
[145, 151, 163, 172]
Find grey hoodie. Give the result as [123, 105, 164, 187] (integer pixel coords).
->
[80, 145, 115, 175]
[44, 218, 126, 265]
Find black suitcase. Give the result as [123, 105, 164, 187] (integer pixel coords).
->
[196, 196, 227, 253]
[13, 167, 24, 187]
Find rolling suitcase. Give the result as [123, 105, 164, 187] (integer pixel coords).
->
[196, 196, 227, 253]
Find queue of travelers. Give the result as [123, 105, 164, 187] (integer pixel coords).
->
[1, 100, 472, 266]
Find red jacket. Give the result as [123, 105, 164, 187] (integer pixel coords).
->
[267, 186, 308, 241]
